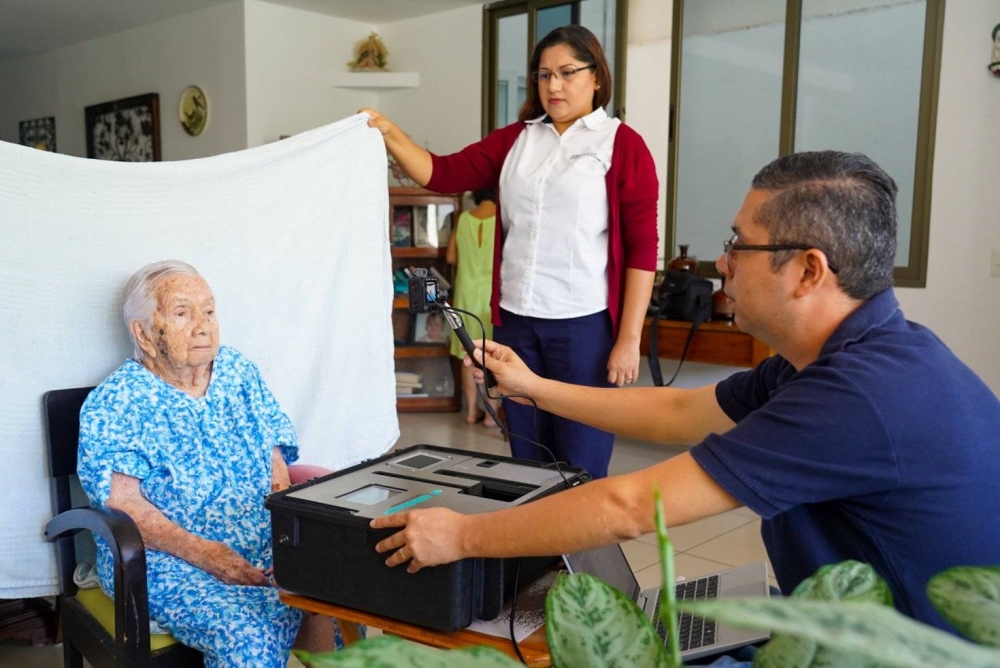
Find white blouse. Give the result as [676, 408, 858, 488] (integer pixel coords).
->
[498, 107, 620, 319]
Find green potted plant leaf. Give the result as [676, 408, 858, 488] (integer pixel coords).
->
[294, 635, 521, 667]
[682, 568, 1000, 667]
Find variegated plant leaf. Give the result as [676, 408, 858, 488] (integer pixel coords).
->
[790, 560, 893, 605]
[652, 486, 682, 668]
[682, 599, 1000, 668]
[753, 560, 895, 667]
[546, 571, 669, 668]
[752, 632, 887, 668]
[928, 566, 1000, 648]
[295, 635, 521, 667]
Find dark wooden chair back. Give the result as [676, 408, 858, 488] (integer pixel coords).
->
[45, 387, 95, 597]
[43, 387, 203, 667]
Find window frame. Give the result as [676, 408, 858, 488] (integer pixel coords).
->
[482, 0, 630, 136]
[665, 0, 945, 287]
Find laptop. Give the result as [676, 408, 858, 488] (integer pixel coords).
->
[562, 545, 771, 662]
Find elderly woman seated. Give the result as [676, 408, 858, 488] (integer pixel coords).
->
[77, 260, 344, 667]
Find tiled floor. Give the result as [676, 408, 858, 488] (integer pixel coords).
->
[0, 377, 770, 666]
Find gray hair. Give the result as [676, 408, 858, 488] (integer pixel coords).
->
[122, 260, 201, 362]
[751, 151, 897, 301]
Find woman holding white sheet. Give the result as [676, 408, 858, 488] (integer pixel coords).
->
[362, 25, 658, 478]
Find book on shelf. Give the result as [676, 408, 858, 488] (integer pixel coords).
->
[395, 379, 423, 388]
[392, 269, 409, 296]
[392, 207, 412, 247]
[394, 371, 422, 384]
[395, 385, 425, 395]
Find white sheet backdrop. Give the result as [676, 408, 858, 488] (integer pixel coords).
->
[0, 113, 399, 598]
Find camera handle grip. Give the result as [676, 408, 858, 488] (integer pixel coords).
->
[442, 308, 498, 389]
[454, 326, 498, 389]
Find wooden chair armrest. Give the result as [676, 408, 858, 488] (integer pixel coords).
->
[46, 507, 153, 664]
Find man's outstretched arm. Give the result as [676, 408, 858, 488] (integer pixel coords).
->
[370, 452, 740, 573]
[471, 339, 736, 445]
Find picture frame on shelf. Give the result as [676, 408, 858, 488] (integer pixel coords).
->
[391, 310, 412, 345]
[412, 311, 448, 345]
[392, 206, 412, 247]
[414, 204, 455, 248]
[412, 205, 432, 247]
[85, 93, 161, 162]
[436, 204, 455, 247]
[19, 117, 56, 152]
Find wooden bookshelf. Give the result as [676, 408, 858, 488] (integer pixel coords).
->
[389, 187, 464, 412]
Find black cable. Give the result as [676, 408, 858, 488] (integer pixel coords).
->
[509, 558, 526, 665]
[435, 303, 560, 664]
[442, 305, 572, 490]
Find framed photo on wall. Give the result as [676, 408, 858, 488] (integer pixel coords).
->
[19, 117, 56, 152]
[85, 93, 161, 161]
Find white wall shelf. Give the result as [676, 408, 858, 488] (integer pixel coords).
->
[330, 72, 419, 89]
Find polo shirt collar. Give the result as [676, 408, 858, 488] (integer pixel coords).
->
[820, 288, 902, 355]
[527, 107, 609, 130]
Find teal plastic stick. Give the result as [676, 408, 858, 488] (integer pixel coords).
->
[382, 489, 442, 515]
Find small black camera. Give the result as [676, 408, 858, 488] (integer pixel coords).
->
[408, 269, 443, 314]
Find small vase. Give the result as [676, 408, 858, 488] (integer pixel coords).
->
[668, 245, 699, 274]
[712, 277, 734, 321]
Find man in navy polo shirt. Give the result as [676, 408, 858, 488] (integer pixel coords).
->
[371, 151, 1000, 633]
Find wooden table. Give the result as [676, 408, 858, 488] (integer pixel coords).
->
[641, 317, 770, 368]
[280, 590, 552, 666]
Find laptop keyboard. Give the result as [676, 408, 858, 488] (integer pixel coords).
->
[652, 574, 719, 652]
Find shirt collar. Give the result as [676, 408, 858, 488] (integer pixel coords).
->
[526, 107, 609, 130]
[819, 288, 902, 356]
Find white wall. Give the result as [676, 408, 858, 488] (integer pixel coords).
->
[895, 0, 1000, 393]
[625, 0, 672, 265]
[377, 4, 484, 155]
[243, 1, 375, 147]
[243, 3, 483, 154]
[0, 2, 248, 160]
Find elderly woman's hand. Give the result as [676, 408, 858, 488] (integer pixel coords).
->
[200, 541, 271, 586]
[106, 472, 271, 586]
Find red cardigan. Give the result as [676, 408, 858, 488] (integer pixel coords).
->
[426, 120, 659, 337]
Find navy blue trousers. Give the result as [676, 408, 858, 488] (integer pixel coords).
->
[494, 309, 615, 479]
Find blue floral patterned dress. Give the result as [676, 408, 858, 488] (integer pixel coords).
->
[78, 346, 305, 668]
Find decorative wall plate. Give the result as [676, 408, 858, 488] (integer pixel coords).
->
[179, 85, 208, 136]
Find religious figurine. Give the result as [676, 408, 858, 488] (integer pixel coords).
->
[349, 32, 389, 72]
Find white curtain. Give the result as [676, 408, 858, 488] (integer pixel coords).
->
[0, 113, 399, 598]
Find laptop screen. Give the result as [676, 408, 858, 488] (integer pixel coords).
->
[563, 544, 642, 601]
